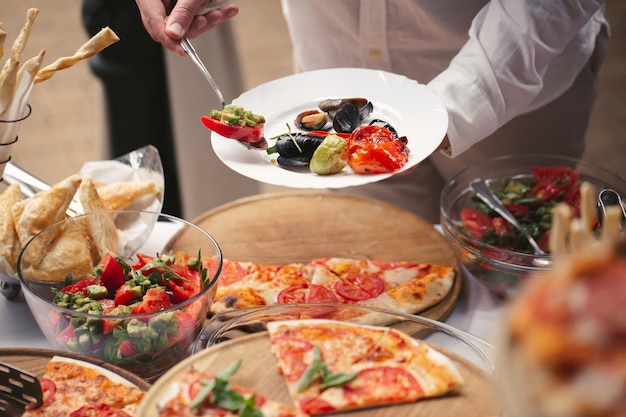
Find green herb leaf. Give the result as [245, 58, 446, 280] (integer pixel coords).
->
[188, 359, 264, 417]
[297, 346, 358, 392]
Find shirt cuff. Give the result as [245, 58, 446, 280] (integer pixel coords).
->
[427, 68, 500, 158]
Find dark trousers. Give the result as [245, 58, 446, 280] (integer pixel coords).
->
[81, 0, 182, 217]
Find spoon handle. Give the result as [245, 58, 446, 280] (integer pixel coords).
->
[470, 178, 547, 255]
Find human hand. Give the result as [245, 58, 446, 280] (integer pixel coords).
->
[135, 0, 239, 56]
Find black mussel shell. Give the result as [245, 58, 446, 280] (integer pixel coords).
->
[319, 97, 369, 113]
[358, 101, 374, 120]
[271, 133, 325, 159]
[294, 110, 329, 131]
[369, 119, 399, 137]
[277, 155, 311, 167]
[333, 101, 361, 133]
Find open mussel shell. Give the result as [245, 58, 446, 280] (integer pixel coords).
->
[332, 101, 361, 133]
[323, 98, 374, 134]
[294, 110, 329, 131]
[318, 98, 370, 114]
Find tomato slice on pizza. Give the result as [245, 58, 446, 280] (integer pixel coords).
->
[267, 319, 464, 415]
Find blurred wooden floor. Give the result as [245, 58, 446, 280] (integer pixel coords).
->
[1, 1, 625, 204]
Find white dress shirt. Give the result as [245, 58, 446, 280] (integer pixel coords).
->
[280, 0, 608, 157]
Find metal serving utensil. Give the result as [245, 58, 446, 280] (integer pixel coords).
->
[180, 37, 226, 109]
[0, 362, 42, 417]
[597, 188, 626, 228]
[470, 178, 552, 267]
[169, 0, 226, 108]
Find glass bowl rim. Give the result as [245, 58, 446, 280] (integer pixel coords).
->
[16, 209, 223, 320]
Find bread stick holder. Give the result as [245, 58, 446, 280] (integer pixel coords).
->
[0, 104, 31, 181]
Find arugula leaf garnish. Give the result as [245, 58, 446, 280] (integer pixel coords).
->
[189, 359, 263, 417]
[297, 346, 358, 392]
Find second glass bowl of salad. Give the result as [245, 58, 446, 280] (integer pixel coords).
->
[440, 154, 626, 298]
[17, 210, 223, 381]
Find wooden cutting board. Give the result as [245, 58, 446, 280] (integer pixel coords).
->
[137, 332, 497, 417]
[177, 191, 461, 321]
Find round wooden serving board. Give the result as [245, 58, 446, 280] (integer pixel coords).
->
[176, 192, 461, 321]
[137, 332, 497, 417]
[0, 348, 150, 391]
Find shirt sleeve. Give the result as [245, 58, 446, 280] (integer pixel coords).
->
[427, 0, 606, 157]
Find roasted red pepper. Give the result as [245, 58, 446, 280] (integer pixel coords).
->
[200, 104, 266, 144]
[347, 125, 409, 174]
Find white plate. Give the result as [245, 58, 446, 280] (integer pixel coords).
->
[211, 68, 448, 189]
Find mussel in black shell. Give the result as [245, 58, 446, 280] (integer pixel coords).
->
[319, 98, 374, 134]
[294, 110, 329, 131]
[267, 132, 326, 166]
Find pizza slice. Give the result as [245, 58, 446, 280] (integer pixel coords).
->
[267, 319, 464, 415]
[157, 360, 307, 417]
[304, 257, 455, 314]
[211, 260, 307, 313]
[209, 257, 455, 323]
[21, 356, 145, 417]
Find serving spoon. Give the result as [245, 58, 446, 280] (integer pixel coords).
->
[470, 178, 552, 266]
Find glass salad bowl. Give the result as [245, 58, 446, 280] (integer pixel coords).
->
[17, 210, 222, 381]
[440, 154, 626, 298]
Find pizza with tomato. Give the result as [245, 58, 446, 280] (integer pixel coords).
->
[21, 356, 145, 417]
[267, 319, 464, 415]
[211, 257, 455, 323]
[156, 360, 307, 417]
[501, 236, 626, 417]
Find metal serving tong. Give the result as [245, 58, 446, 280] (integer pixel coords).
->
[169, 0, 226, 108]
[0, 362, 42, 417]
[597, 188, 626, 229]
